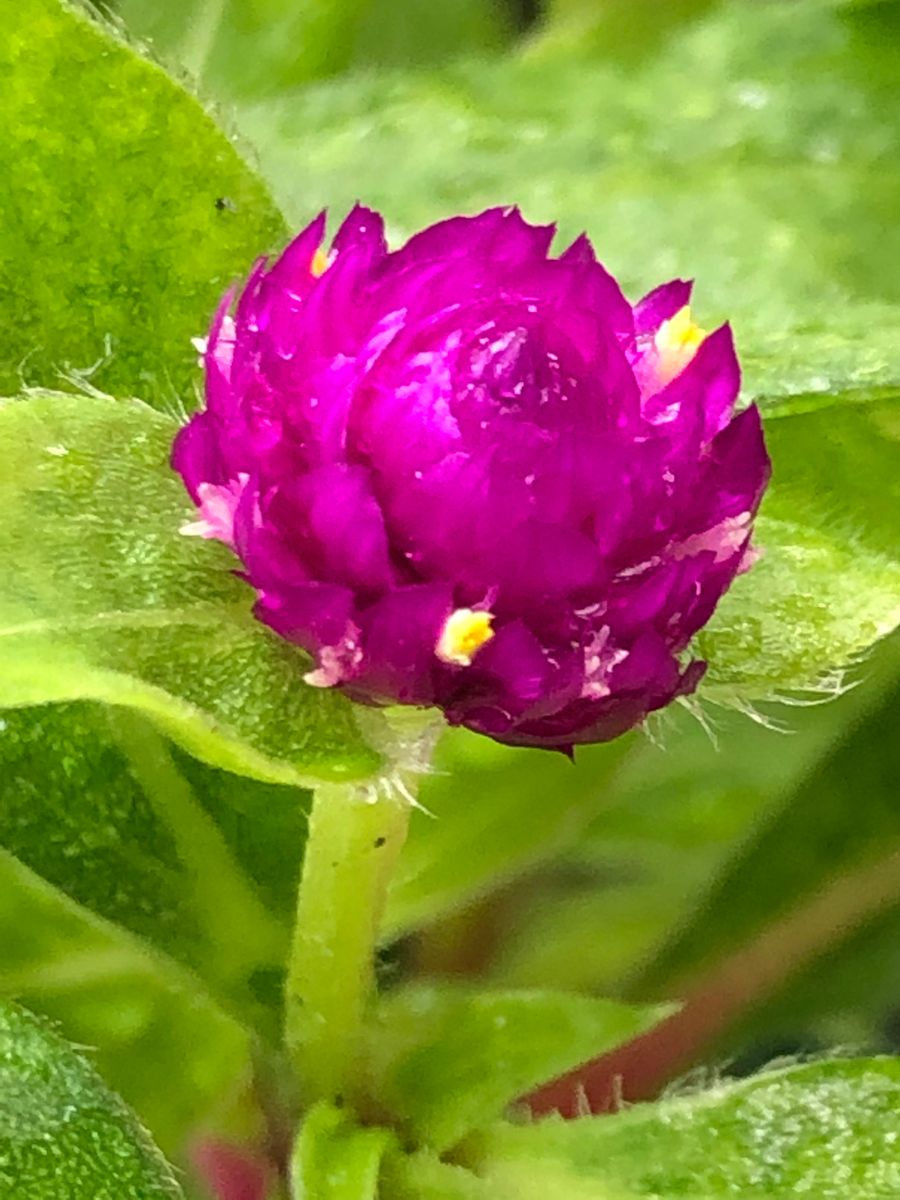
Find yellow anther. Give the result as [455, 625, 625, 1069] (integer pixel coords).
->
[653, 305, 706, 384]
[311, 246, 329, 278]
[656, 306, 706, 355]
[436, 608, 495, 667]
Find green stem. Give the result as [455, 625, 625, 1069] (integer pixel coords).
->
[285, 781, 410, 1107]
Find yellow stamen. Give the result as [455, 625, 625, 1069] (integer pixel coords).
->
[311, 246, 329, 278]
[653, 305, 706, 384]
[436, 608, 495, 667]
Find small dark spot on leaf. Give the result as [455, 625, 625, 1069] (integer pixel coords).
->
[374, 836, 387, 848]
[215, 196, 237, 212]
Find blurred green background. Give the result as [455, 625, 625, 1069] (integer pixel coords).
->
[2, 0, 899, 1191]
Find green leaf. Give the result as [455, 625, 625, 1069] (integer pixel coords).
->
[0, 832, 252, 1156]
[758, 394, 900, 557]
[363, 985, 668, 1153]
[0, 705, 195, 957]
[234, 0, 900, 416]
[0, 392, 379, 785]
[291, 1103, 391, 1200]
[463, 1059, 900, 1199]
[0, 999, 183, 1198]
[384, 732, 632, 939]
[174, 741, 311, 922]
[697, 516, 900, 695]
[0, 702, 310, 1021]
[0, 0, 285, 403]
[698, 392, 900, 695]
[116, 0, 513, 98]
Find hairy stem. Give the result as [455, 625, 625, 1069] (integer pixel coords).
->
[285, 782, 410, 1107]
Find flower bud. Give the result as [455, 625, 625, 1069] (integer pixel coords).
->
[173, 207, 769, 750]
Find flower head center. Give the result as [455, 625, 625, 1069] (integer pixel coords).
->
[436, 608, 495, 666]
[653, 305, 706, 384]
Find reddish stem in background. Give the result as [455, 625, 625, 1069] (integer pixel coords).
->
[528, 849, 900, 1116]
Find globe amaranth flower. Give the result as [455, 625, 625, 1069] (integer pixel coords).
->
[173, 206, 770, 751]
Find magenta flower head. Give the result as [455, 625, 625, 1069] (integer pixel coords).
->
[173, 206, 770, 751]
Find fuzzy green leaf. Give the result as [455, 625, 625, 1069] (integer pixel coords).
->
[699, 389, 900, 694]
[461, 1059, 900, 1199]
[364, 986, 668, 1154]
[0, 832, 252, 1156]
[0, 999, 183, 1198]
[0, 699, 310, 1035]
[0, 392, 379, 786]
[0, 0, 285, 403]
[697, 516, 900, 696]
[758, 394, 900, 559]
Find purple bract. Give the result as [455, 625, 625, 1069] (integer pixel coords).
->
[173, 206, 770, 751]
